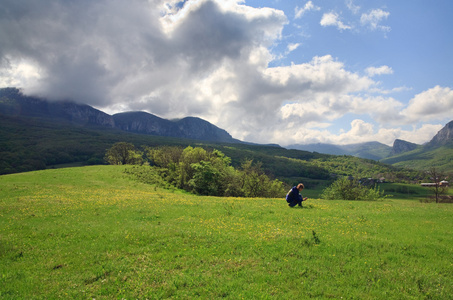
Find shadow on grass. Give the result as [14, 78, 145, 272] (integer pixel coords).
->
[288, 204, 315, 209]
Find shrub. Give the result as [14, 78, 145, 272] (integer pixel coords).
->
[139, 145, 285, 198]
[321, 177, 386, 201]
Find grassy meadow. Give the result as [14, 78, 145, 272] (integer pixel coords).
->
[1, 166, 452, 299]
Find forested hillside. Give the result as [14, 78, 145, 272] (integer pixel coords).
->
[0, 114, 426, 187]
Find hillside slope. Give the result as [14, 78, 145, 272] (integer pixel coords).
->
[381, 121, 453, 172]
[0, 113, 425, 188]
[1, 166, 452, 299]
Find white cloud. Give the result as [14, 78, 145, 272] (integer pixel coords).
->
[349, 119, 374, 136]
[0, 58, 41, 88]
[346, 0, 360, 15]
[360, 9, 390, 32]
[286, 43, 301, 53]
[401, 86, 453, 123]
[276, 119, 443, 146]
[295, 1, 320, 19]
[393, 124, 443, 145]
[366, 65, 393, 77]
[369, 85, 411, 95]
[0, 0, 287, 108]
[0, 0, 450, 148]
[320, 12, 352, 31]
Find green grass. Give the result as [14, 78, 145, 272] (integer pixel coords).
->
[380, 182, 453, 200]
[1, 166, 452, 299]
[379, 183, 432, 200]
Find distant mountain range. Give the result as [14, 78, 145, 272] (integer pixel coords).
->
[287, 120, 453, 172]
[0, 87, 238, 143]
[287, 141, 391, 160]
[287, 138, 422, 161]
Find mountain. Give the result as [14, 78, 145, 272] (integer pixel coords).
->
[427, 120, 453, 147]
[113, 112, 235, 142]
[0, 87, 238, 143]
[380, 121, 453, 172]
[0, 87, 114, 127]
[286, 143, 348, 156]
[113, 111, 175, 135]
[288, 122, 453, 172]
[341, 142, 392, 160]
[287, 141, 391, 160]
[391, 139, 420, 155]
[173, 117, 236, 142]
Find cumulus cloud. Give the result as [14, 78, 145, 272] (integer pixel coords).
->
[279, 119, 444, 146]
[320, 12, 352, 31]
[0, 0, 449, 147]
[401, 86, 453, 123]
[295, 1, 320, 19]
[360, 9, 390, 32]
[366, 65, 393, 77]
[0, 0, 286, 107]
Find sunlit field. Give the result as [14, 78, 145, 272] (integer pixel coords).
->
[1, 166, 452, 299]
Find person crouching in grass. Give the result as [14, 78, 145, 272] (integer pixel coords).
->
[286, 183, 308, 207]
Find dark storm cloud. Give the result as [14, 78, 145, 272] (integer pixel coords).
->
[0, 0, 285, 107]
[3, 0, 419, 145]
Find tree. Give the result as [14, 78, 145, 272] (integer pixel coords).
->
[189, 161, 221, 195]
[239, 160, 285, 198]
[178, 146, 209, 190]
[240, 160, 264, 197]
[188, 149, 236, 196]
[426, 167, 448, 203]
[104, 142, 143, 165]
[146, 146, 183, 168]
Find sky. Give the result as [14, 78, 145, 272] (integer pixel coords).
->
[1, 0, 452, 146]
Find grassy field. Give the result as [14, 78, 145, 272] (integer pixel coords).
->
[1, 166, 452, 299]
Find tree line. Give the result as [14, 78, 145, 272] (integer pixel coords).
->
[105, 142, 285, 197]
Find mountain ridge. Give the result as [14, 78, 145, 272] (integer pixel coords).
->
[0, 87, 238, 143]
[287, 141, 392, 160]
[427, 120, 453, 147]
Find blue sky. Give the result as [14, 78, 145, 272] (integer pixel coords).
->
[1, 0, 452, 146]
[266, 0, 453, 96]
[250, 0, 453, 141]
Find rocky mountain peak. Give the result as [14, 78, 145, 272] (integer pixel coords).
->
[428, 121, 453, 147]
[391, 139, 419, 155]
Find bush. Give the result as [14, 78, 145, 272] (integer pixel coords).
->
[140, 145, 285, 198]
[321, 177, 386, 201]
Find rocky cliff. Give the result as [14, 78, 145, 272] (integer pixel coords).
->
[0, 87, 237, 143]
[113, 112, 235, 142]
[391, 139, 419, 155]
[113, 111, 175, 136]
[173, 117, 234, 142]
[427, 121, 453, 147]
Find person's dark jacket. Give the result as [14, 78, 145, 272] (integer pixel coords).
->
[286, 186, 303, 207]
